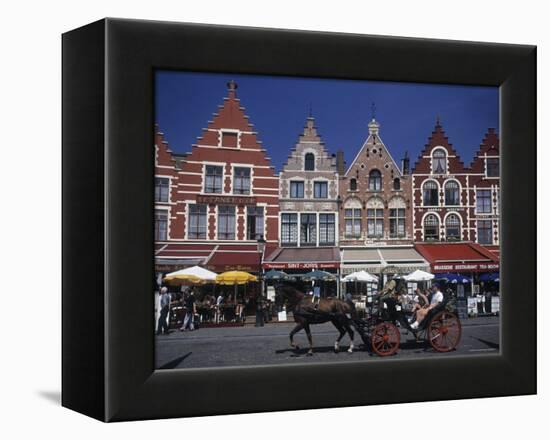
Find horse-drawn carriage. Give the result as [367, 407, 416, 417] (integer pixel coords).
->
[353, 290, 462, 356]
[277, 283, 461, 356]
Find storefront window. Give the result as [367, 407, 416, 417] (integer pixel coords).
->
[247, 206, 264, 240]
[218, 205, 236, 240]
[188, 204, 207, 239]
[319, 214, 335, 245]
[300, 213, 317, 246]
[281, 213, 298, 245]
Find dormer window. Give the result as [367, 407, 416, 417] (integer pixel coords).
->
[304, 153, 315, 171]
[432, 149, 447, 174]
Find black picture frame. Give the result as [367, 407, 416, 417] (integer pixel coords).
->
[62, 18, 536, 422]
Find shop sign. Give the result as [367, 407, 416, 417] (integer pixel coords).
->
[433, 262, 499, 272]
[263, 262, 339, 269]
[196, 195, 257, 205]
[207, 264, 256, 272]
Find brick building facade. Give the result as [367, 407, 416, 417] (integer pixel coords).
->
[411, 120, 500, 247]
[154, 81, 279, 273]
[339, 118, 412, 246]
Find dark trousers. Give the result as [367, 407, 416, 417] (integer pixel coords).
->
[255, 310, 264, 327]
[157, 306, 169, 334]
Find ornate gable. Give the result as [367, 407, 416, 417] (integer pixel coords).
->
[411, 120, 467, 174]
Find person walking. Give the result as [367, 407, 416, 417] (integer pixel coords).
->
[156, 287, 171, 335]
[255, 296, 264, 327]
[180, 289, 197, 331]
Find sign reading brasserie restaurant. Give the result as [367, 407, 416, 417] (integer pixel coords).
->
[196, 195, 257, 205]
[433, 262, 499, 272]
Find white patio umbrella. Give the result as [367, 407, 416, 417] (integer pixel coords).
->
[342, 270, 379, 283]
[403, 269, 435, 282]
[163, 265, 217, 284]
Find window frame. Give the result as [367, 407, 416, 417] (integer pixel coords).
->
[188, 204, 207, 239]
[204, 164, 224, 194]
[217, 205, 236, 240]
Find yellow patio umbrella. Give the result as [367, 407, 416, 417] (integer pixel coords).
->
[215, 271, 258, 303]
[215, 271, 257, 285]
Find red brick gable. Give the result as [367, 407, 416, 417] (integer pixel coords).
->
[411, 121, 467, 174]
[470, 128, 500, 173]
[154, 126, 177, 168]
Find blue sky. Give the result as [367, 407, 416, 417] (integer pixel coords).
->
[155, 71, 499, 172]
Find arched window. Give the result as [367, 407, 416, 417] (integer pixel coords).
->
[445, 214, 461, 241]
[393, 177, 400, 190]
[304, 153, 315, 171]
[422, 181, 439, 206]
[349, 178, 357, 191]
[424, 214, 440, 241]
[444, 180, 460, 205]
[432, 149, 447, 174]
[368, 169, 382, 191]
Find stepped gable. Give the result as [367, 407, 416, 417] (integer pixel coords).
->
[183, 80, 276, 174]
[154, 125, 177, 168]
[281, 116, 336, 172]
[470, 128, 500, 173]
[411, 119, 467, 174]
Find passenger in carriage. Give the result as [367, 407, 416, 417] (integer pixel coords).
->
[409, 284, 444, 329]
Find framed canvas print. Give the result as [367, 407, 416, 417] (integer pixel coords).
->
[62, 18, 536, 422]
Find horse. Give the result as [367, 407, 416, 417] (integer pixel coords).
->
[276, 284, 358, 356]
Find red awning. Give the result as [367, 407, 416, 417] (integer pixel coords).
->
[414, 243, 499, 273]
[263, 247, 340, 270]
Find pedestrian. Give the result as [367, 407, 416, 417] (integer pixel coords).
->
[156, 287, 171, 335]
[255, 296, 264, 327]
[180, 288, 196, 331]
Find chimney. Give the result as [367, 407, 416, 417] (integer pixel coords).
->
[402, 151, 410, 175]
[336, 150, 346, 176]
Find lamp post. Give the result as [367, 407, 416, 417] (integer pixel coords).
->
[256, 235, 266, 297]
[255, 236, 267, 327]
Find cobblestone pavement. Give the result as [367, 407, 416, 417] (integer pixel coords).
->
[155, 316, 500, 369]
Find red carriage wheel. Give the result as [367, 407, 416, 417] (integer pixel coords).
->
[428, 311, 462, 352]
[371, 322, 400, 356]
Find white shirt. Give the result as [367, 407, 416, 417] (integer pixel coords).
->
[430, 290, 444, 306]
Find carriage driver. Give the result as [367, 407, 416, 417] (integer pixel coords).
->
[378, 276, 407, 313]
